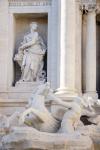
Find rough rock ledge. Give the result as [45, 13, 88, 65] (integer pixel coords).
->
[1, 127, 94, 150]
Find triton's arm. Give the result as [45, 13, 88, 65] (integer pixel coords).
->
[47, 92, 72, 109]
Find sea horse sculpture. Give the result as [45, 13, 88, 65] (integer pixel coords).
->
[20, 83, 100, 134]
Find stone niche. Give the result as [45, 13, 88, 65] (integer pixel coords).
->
[13, 13, 48, 85]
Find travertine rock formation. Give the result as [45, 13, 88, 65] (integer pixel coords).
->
[2, 127, 94, 150]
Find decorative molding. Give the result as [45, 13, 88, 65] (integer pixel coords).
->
[8, 0, 52, 7]
[80, 0, 96, 14]
[96, 2, 100, 14]
[81, 0, 96, 4]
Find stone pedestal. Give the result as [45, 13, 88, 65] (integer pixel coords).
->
[15, 81, 44, 90]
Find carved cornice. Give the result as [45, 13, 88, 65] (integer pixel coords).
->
[8, 0, 52, 7]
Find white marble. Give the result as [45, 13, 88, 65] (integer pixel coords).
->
[14, 83, 100, 135]
[85, 8, 97, 97]
[14, 22, 46, 82]
[0, 83, 100, 149]
[56, 0, 77, 98]
[0, 0, 100, 127]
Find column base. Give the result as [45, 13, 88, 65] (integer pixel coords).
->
[55, 87, 78, 101]
[83, 91, 98, 99]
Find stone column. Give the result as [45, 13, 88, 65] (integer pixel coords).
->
[75, 2, 82, 95]
[82, 14, 87, 93]
[0, 0, 9, 92]
[56, 0, 77, 99]
[85, 7, 97, 98]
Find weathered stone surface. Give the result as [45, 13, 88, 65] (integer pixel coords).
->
[92, 130, 100, 150]
[77, 125, 100, 150]
[1, 127, 93, 150]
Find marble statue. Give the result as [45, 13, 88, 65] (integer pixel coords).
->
[20, 82, 72, 133]
[1, 83, 100, 149]
[14, 22, 46, 82]
[0, 83, 100, 135]
[20, 83, 100, 135]
[59, 96, 97, 134]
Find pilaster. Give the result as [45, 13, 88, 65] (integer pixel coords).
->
[81, 1, 97, 98]
[0, 0, 9, 92]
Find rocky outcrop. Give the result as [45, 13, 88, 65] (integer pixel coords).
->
[1, 127, 94, 150]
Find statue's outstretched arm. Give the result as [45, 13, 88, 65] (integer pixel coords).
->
[47, 92, 72, 109]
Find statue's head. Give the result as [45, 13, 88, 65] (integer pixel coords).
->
[30, 22, 38, 31]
